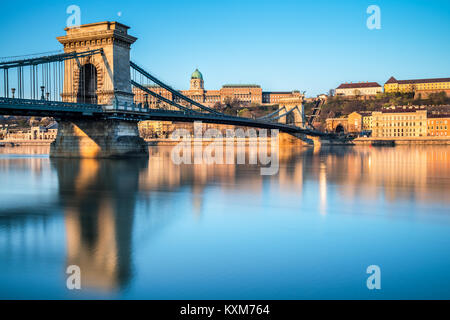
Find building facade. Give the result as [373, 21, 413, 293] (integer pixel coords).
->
[371, 107, 428, 138]
[335, 82, 382, 96]
[347, 111, 373, 132]
[326, 117, 348, 133]
[134, 69, 301, 107]
[4, 124, 58, 141]
[427, 115, 450, 137]
[384, 76, 450, 97]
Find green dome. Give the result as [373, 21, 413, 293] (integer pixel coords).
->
[191, 69, 203, 80]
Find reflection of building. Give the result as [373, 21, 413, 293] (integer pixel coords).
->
[335, 82, 382, 96]
[372, 107, 427, 138]
[384, 76, 450, 97]
[134, 69, 301, 107]
[427, 115, 450, 137]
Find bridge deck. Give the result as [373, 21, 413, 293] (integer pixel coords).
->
[0, 97, 332, 137]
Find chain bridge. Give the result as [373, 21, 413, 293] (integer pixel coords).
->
[0, 21, 336, 157]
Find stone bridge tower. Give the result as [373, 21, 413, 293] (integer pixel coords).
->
[51, 22, 148, 158]
[57, 21, 136, 106]
[278, 96, 305, 128]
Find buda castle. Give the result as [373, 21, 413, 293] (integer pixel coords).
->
[134, 69, 302, 107]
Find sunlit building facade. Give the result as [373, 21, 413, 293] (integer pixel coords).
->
[371, 107, 427, 138]
[384, 76, 450, 97]
[427, 115, 450, 137]
[134, 69, 301, 107]
[335, 82, 382, 96]
[347, 111, 373, 132]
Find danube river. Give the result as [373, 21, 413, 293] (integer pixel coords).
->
[0, 145, 449, 299]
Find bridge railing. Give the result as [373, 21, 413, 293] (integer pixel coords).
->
[0, 49, 104, 106]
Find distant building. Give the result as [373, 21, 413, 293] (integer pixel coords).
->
[427, 115, 450, 137]
[335, 82, 382, 96]
[134, 69, 301, 107]
[371, 107, 428, 138]
[384, 76, 450, 98]
[326, 111, 372, 133]
[4, 123, 58, 141]
[347, 111, 373, 132]
[325, 106, 450, 137]
[326, 117, 348, 133]
[262, 91, 303, 104]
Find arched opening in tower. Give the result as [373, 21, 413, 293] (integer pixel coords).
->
[77, 64, 98, 104]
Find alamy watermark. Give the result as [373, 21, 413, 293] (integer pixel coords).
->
[366, 5, 381, 30]
[66, 265, 81, 290]
[366, 265, 381, 290]
[66, 5, 81, 28]
[171, 122, 280, 176]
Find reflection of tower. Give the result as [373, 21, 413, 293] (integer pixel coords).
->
[51, 158, 147, 291]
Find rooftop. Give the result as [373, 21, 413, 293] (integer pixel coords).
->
[378, 105, 428, 113]
[191, 69, 203, 80]
[428, 113, 450, 118]
[385, 76, 450, 85]
[222, 84, 261, 88]
[336, 82, 382, 89]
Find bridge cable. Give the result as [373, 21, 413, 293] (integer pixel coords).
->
[130, 61, 223, 116]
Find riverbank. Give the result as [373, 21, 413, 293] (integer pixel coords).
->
[0, 140, 54, 146]
[354, 137, 450, 145]
[145, 137, 288, 146]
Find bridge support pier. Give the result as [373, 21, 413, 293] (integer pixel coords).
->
[50, 119, 148, 158]
[279, 132, 313, 146]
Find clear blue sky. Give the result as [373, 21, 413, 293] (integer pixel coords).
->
[1, 0, 449, 96]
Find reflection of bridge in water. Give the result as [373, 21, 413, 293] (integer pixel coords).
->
[0, 21, 340, 159]
[0, 145, 449, 292]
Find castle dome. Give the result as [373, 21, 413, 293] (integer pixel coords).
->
[191, 69, 203, 80]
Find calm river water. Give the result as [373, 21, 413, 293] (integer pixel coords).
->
[0, 145, 449, 299]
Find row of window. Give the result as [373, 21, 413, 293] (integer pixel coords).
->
[375, 115, 425, 121]
[429, 120, 448, 125]
[376, 133, 423, 137]
[375, 122, 424, 127]
[379, 128, 424, 133]
[430, 132, 448, 136]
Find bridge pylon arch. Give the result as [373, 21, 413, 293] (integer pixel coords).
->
[57, 21, 137, 106]
[278, 96, 306, 128]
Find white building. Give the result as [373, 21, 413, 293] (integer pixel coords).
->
[335, 82, 382, 96]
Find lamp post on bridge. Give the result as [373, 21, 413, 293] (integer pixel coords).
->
[11, 88, 15, 99]
[40, 86, 45, 100]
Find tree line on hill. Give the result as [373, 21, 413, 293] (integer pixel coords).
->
[213, 97, 278, 118]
